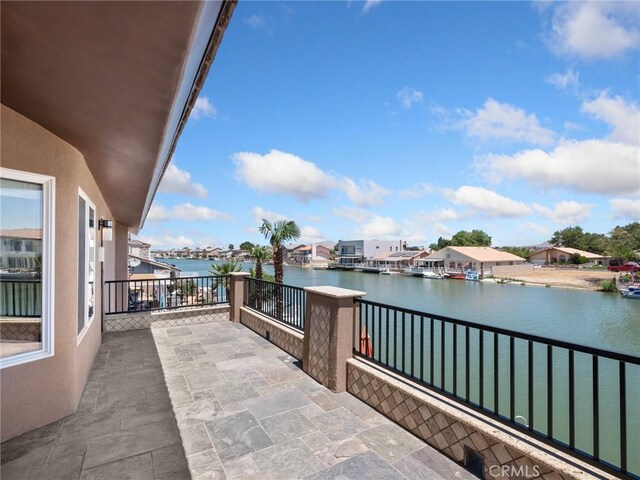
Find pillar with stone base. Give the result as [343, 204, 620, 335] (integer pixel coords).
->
[228, 272, 250, 323]
[302, 286, 365, 392]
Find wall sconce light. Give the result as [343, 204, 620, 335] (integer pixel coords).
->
[98, 219, 113, 242]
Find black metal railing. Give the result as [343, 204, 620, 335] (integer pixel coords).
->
[0, 279, 42, 317]
[354, 298, 640, 478]
[244, 277, 305, 331]
[104, 276, 229, 315]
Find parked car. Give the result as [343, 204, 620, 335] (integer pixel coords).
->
[608, 262, 640, 272]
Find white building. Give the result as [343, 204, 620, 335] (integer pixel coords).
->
[336, 240, 404, 266]
[427, 246, 526, 276]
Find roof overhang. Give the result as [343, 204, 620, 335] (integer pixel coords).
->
[1, 1, 235, 232]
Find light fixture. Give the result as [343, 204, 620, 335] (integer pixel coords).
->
[98, 219, 113, 242]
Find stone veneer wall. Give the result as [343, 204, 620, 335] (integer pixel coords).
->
[306, 303, 332, 385]
[239, 307, 304, 360]
[347, 359, 615, 480]
[104, 306, 230, 332]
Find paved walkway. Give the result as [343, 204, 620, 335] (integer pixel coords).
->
[1, 316, 477, 479]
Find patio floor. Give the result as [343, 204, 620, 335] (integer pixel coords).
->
[1, 315, 477, 480]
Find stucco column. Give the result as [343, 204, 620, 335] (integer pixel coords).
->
[303, 286, 366, 392]
[229, 272, 250, 323]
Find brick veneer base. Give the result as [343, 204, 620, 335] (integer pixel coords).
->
[347, 359, 616, 480]
[104, 306, 230, 332]
[240, 307, 304, 360]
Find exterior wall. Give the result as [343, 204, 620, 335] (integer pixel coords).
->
[347, 359, 614, 480]
[337, 240, 403, 265]
[529, 249, 606, 266]
[491, 264, 535, 276]
[0, 104, 116, 440]
[105, 306, 230, 332]
[439, 248, 525, 271]
[239, 307, 303, 360]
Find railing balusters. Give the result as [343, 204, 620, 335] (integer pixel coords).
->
[569, 349, 575, 449]
[528, 340, 534, 432]
[453, 324, 457, 397]
[510, 336, 515, 422]
[494, 333, 499, 415]
[619, 361, 627, 473]
[465, 326, 470, 402]
[440, 320, 445, 392]
[479, 329, 484, 409]
[593, 355, 599, 460]
[547, 345, 553, 439]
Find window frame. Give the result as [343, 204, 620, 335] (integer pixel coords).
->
[0, 167, 56, 369]
[77, 188, 97, 344]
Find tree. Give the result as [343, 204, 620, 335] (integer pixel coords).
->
[209, 260, 243, 301]
[501, 246, 534, 260]
[549, 226, 585, 249]
[569, 253, 589, 265]
[251, 245, 272, 280]
[429, 237, 452, 251]
[228, 244, 234, 250]
[240, 241, 255, 251]
[258, 219, 301, 284]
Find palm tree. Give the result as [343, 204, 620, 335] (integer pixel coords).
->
[259, 219, 300, 319]
[251, 245, 272, 280]
[209, 259, 243, 302]
[258, 219, 301, 284]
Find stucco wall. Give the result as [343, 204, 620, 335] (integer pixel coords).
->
[1, 104, 116, 440]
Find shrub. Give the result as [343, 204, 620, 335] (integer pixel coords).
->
[599, 280, 617, 292]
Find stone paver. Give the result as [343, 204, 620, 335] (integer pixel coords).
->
[1, 314, 476, 480]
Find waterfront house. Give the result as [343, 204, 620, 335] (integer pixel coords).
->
[0, 0, 234, 441]
[529, 246, 609, 266]
[0, 228, 43, 272]
[427, 246, 526, 275]
[128, 239, 151, 260]
[336, 239, 404, 266]
[128, 255, 180, 278]
[366, 250, 429, 272]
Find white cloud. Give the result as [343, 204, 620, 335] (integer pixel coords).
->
[609, 198, 640, 221]
[136, 235, 195, 249]
[251, 206, 287, 224]
[244, 14, 266, 29]
[147, 203, 231, 222]
[417, 208, 469, 223]
[147, 205, 168, 221]
[548, 2, 639, 59]
[159, 163, 208, 198]
[362, 0, 382, 14]
[545, 69, 579, 90]
[444, 186, 533, 218]
[479, 139, 640, 195]
[459, 98, 556, 146]
[333, 207, 373, 223]
[191, 96, 217, 120]
[300, 226, 325, 243]
[357, 215, 401, 238]
[521, 222, 552, 238]
[399, 183, 438, 200]
[532, 201, 593, 225]
[342, 179, 389, 207]
[581, 92, 640, 145]
[233, 149, 389, 206]
[397, 87, 424, 109]
[233, 150, 336, 202]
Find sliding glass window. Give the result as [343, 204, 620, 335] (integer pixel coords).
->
[0, 168, 55, 367]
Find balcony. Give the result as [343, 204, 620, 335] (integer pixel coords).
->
[1, 275, 634, 480]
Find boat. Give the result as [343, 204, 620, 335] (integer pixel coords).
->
[422, 271, 443, 279]
[381, 268, 400, 275]
[445, 272, 466, 280]
[621, 288, 640, 300]
[465, 270, 480, 281]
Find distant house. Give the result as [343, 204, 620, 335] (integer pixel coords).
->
[289, 245, 312, 264]
[128, 239, 151, 260]
[311, 242, 334, 263]
[336, 240, 404, 266]
[529, 247, 609, 266]
[0, 228, 43, 271]
[427, 246, 526, 274]
[366, 250, 429, 271]
[128, 255, 180, 278]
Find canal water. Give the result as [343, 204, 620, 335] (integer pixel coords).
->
[164, 258, 639, 474]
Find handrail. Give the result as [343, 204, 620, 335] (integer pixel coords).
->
[353, 297, 639, 478]
[244, 277, 305, 331]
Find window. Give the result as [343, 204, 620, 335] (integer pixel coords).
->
[0, 168, 55, 368]
[78, 190, 96, 341]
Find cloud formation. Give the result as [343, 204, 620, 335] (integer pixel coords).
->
[459, 98, 556, 146]
[547, 2, 639, 59]
[147, 203, 231, 222]
[192, 96, 217, 120]
[358, 215, 401, 238]
[545, 69, 580, 91]
[159, 164, 208, 198]
[444, 186, 533, 218]
[397, 87, 424, 109]
[581, 92, 640, 145]
[609, 198, 640, 221]
[362, 0, 382, 14]
[532, 201, 593, 225]
[479, 139, 640, 195]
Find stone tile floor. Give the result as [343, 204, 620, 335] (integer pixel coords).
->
[1, 316, 478, 480]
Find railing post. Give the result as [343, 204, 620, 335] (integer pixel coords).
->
[229, 272, 250, 323]
[302, 286, 365, 392]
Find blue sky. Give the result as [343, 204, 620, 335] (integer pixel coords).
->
[137, 1, 640, 250]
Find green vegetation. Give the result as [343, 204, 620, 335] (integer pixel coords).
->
[251, 245, 272, 280]
[240, 241, 255, 251]
[569, 253, 590, 265]
[599, 280, 617, 293]
[259, 219, 301, 284]
[209, 259, 244, 276]
[429, 229, 491, 250]
[549, 223, 640, 260]
[500, 246, 534, 260]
